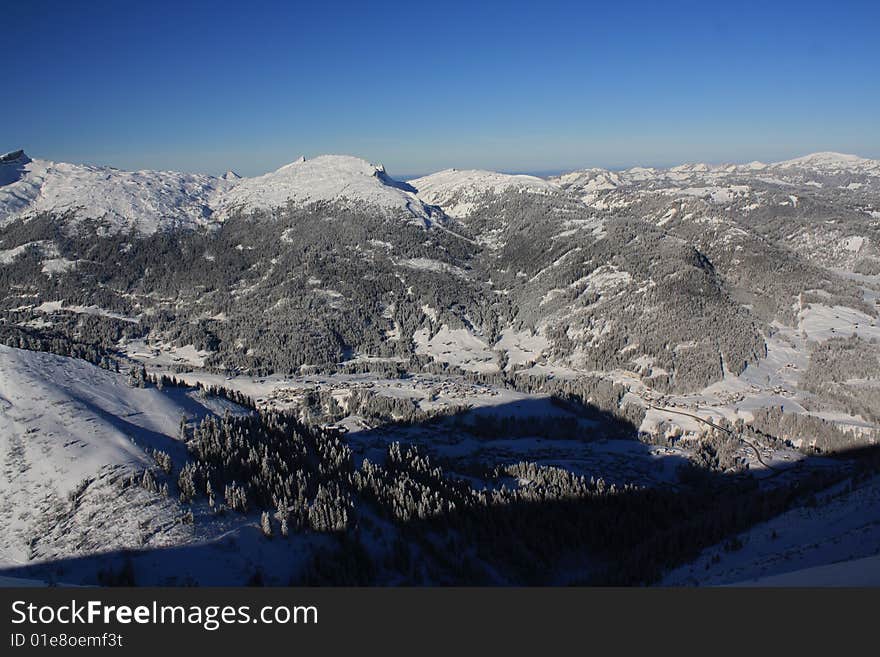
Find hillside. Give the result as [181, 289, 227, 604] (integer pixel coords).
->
[0, 345, 247, 567]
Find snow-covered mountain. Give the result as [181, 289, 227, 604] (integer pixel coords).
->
[773, 151, 880, 174]
[410, 168, 558, 218]
[0, 150, 234, 234]
[214, 154, 435, 221]
[2, 148, 877, 388]
[552, 168, 625, 205]
[551, 151, 880, 192]
[0, 151, 434, 234]
[4, 149, 878, 234]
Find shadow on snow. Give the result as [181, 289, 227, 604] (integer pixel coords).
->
[2, 395, 879, 587]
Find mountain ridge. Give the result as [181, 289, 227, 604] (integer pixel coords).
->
[2, 148, 878, 232]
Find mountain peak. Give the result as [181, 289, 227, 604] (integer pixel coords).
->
[215, 154, 429, 218]
[268, 154, 388, 179]
[277, 155, 307, 171]
[774, 151, 870, 168]
[0, 149, 30, 165]
[0, 149, 33, 186]
[221, 170, 242, 181]
[410, 168, 558, 218]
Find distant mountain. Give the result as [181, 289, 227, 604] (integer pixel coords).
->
[0, 150, 232, 233]
[549, 151, 880, 199]
[0, 152, 436, 235]
[410, 168, 559, 218]
[3, 148, 878, 232]
[214, 154, 436, 222]
[551, 168, 625, 205]
[773, 151, 880, 173]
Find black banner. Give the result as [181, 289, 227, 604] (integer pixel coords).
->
[1, 587, 877, 654]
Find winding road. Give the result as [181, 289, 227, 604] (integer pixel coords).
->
[646, 403, 779, 471]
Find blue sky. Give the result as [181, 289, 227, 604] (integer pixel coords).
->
[4, 0, 879, 177]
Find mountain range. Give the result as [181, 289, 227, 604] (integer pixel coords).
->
[1, 147, 879, 585]
[4, 148, 879, 230]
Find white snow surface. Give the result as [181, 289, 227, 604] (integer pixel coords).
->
[413, 324, 499, 373]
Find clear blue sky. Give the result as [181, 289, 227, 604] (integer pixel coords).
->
[4, 0, 879, 177]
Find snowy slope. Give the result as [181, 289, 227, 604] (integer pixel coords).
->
[730, 554, 880, 586]
[0, 346, 242, 565]
[0, 150, 234, 233]
[661, 474, 880, 586]
[552, 168, 626, 205]
[214, 154, 433, 220]
[411, 168, 559, 218]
